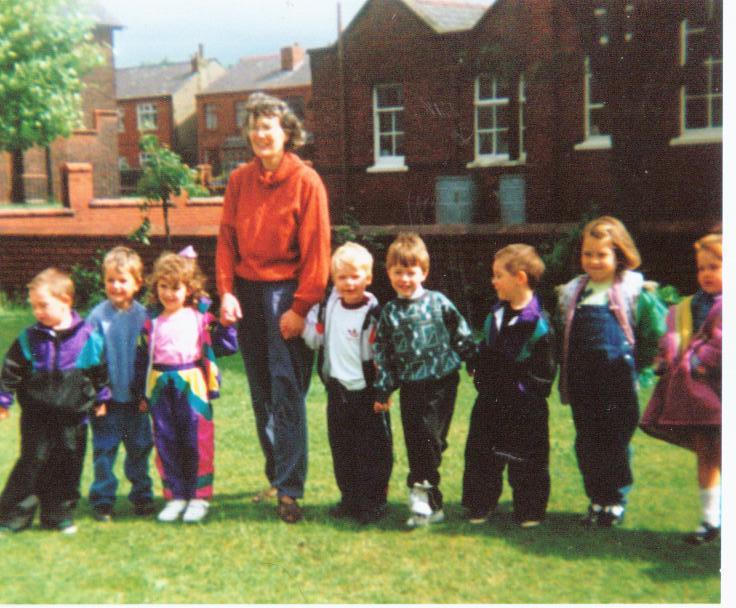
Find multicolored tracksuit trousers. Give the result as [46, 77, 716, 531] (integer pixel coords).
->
[147, 362, 214, 500]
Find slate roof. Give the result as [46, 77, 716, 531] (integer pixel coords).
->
[203, 53, 311, 95]
[116, 61, 213, 99]
[401, 0, 495, 32]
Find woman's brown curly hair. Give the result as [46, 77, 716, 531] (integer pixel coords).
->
[147, 251, 208, 308]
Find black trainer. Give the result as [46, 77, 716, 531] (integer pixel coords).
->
[133, 501, 156, 516]
[685, 522, 720, 545]
[597, 505, 625, 528]
[580, 503, 602, 526]
[357, 503, 387, 524]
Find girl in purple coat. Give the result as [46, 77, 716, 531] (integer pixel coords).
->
[640, 233, 722, 544]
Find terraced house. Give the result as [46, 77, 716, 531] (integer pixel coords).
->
[196, 44, 312, 177]
[116, 46, 226, 169]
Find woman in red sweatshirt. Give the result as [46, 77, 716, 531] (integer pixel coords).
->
[216, 93, 331, 523]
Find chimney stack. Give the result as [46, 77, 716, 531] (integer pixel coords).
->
[280, 43, 305, 71]
[191, 44, 204, 73]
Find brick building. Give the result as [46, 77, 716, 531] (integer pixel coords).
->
[117, 47, 226, 168]
[0, 2, 123, 202]
[308, 0, 722, 226]
[196, 44, 312, 177]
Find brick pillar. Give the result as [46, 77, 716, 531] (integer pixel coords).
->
[62, 162, 93, 211]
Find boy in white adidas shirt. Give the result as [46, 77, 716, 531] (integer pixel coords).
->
[303, 242, 393, 524]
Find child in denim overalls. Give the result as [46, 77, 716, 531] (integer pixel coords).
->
[557, 216, 666, 527]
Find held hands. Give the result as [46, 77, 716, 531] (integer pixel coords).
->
[139, 399, 149, 413]
[95, 403, 108, 417]
[279, 309, 305, 340]
[219, 292, 243, 327]
[373, 400, 391, 413]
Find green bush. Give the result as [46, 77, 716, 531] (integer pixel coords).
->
[70, 249, 106, 312]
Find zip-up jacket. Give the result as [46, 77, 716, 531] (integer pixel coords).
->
[0, 311, 110, 414]
[302, 288, 381, 388]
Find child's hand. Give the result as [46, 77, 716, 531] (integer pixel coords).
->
[373, 400, 391, 413]
[0, 408, 9, 420]
[94, 403, 107, 417]
[139, 399, 149, 413]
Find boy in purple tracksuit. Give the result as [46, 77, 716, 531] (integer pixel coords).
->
[0, 268, 110, 534]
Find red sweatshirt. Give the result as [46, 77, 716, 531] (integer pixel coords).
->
[215, 152, 331, 317]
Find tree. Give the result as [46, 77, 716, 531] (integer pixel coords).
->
[136, 135, 195, 248]
[0, 0, 103, 203]
[563, 0, 722, 226]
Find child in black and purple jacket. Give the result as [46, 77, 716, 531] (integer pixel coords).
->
[0, 268, 110, 535]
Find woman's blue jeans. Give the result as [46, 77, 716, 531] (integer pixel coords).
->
[234, 278, 313, 499]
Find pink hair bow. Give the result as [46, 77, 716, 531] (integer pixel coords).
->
[178, 245, 198, 259]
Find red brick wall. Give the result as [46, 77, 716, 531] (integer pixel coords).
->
[309, 0, 722, 227]
[118, 97, 174, 168]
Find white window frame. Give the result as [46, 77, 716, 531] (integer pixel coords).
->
[467, 74, 526, 168]
[575, 56, 612, 151]
[205, 103, 218, 131]
[136, 103, 157, 132]
[367, 83, 407, 172]
[235, 101, 248, 129]
[670, 17, 722, 146]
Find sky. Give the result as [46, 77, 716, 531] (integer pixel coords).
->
[99, 0, 368, 68]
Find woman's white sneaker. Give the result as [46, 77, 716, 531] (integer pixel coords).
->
[182, 499, 209, 523]
[157, 499, 188, 522]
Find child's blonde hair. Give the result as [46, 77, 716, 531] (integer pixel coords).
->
[581, 215, 641, 273]
[102, 246, 144, 284]
[386, 232, 430, 274]
[147, 251, 208, 307]
[495, 244, 545, 290]
[27, 268, 75, 303]
[693, 233, 722, 260]
[331, 242, 374, 280]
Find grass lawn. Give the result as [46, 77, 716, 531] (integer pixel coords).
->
[0, 308, 720, 603]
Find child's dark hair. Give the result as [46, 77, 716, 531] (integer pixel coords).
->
[385, 232, 430, 274]
[495, 244, 545, 289]
[581, 215, 641, 274]
[147, 251, 208, 307]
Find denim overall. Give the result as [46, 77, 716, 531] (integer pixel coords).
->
[568, 304, 639, 507]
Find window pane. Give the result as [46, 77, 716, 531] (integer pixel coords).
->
[379, 135, 394, 156]
[685, 98, 707, 129]
[712, 61, 722, 94]
[496, 105, 510, 129]
[590, 108, 605, 135]
[395, 134, 404, 156]
[477, 106, 494, 129]
[686, 30, 706, 63]
[377, 85, 402, 108]
[497, 129, 509, 154]
[495, 77, 511, 99]
[394, 112, 404, 132]
[479, 132, 493, 155]
[712, 98, 722, 127]
[379, 112, 393, 132]
[478, 75, 494, 99]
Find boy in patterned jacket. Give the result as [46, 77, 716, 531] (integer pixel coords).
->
[373, 233, 475, 528]
[461, 244, 556, 528]
[0, 268, 110, 534]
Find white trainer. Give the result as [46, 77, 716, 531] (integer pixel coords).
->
[157, 499, 188, 522]
[406, 509, 445, 528]
[182, 499, 209, 523]
[408, 482, 433, 517]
